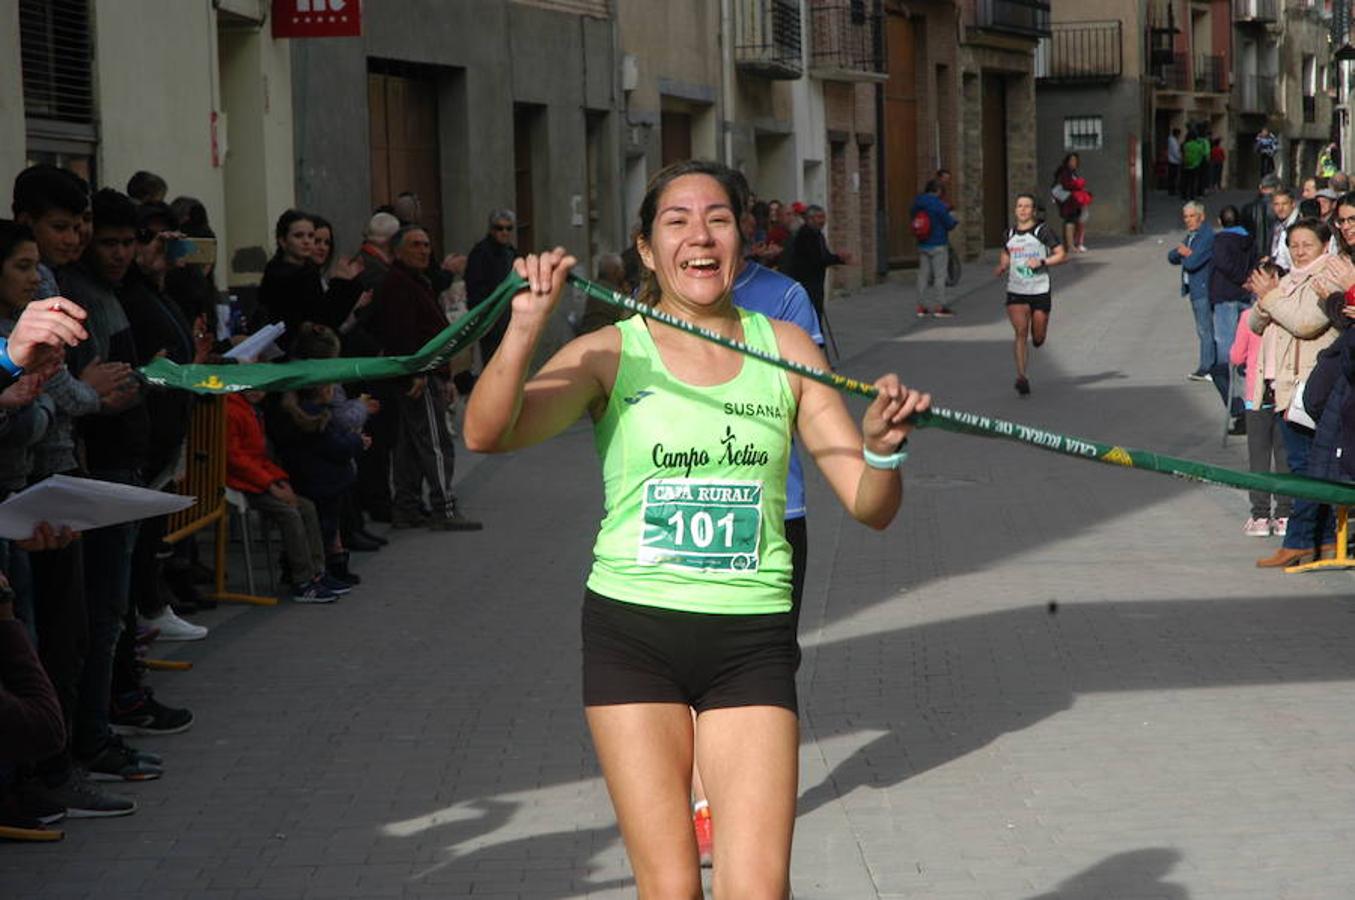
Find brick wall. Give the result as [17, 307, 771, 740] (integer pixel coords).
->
[824, 80, 880, 293]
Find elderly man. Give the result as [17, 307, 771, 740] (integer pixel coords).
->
[1168, 200, 1216, 381]
[370, 225, 482, 532]
[781, 204, 853, 321]
[465, 209, 519, 363]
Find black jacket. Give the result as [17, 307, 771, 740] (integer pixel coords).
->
[258, 256, 325, 351]
[465, 235, 517, 308]
[1305, 301, 1355, 483]
[120, 269, 197, 478]
[1209, 229, 1257, 305]
[1240, 193, 1276, 261]
[782, 225, 843, 308]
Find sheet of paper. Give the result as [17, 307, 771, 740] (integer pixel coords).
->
[0, 475, 196, 539]
[224, 322, 286, 361]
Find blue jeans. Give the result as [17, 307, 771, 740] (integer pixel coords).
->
[1208, 300, 1246, 409]
[1188, 291, 1214, 374]
[1278, 417, 1335, 551]
[75, 519, 139, 758]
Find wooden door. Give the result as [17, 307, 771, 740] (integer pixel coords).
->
[368, 70, 443, 254]
[981, 73, 1008, 248]
[883, 12, 918, 264]
[661, 111, 693, 166]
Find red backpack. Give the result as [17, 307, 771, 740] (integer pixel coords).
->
[911, 210, 932, 240]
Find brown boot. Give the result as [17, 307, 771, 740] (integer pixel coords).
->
[1256, 547, 1314, 568]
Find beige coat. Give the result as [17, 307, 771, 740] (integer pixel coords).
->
[1249, 254, 1354, 410]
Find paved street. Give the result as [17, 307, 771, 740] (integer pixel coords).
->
[6, 191, 1355, 899]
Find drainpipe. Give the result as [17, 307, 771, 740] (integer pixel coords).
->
[721, 0, 736, 166]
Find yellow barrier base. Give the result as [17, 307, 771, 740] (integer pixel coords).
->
[144, 659, 193, 672]
[210, 590, 279, 607]
[1286, 506, 1353, 574]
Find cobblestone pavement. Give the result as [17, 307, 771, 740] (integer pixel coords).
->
[5, 190, 1354, 898]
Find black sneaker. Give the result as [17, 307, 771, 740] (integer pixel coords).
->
[932, 307, 956, 318]
[1014, 376, 1031, 396]
[111, 688, 194, 737]
[292, 578, 338, 604]
[1227, 415, 1247, 436]
[38, 773, 137, 819]
[318, 573, 353, 595]
[428, 511, 483, 532]
[82, 740, 163, 782]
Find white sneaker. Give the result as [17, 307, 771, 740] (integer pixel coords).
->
[1243, 517, 1272, 537]
[142, 608, 208, 642]
[1270, 517, 1288, 537]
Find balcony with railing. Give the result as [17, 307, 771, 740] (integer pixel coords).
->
[1232, 0, 1278, 23]
[1034, 21, 1122, 84]
[1234, 74, 1277, 112]
[1195, 54, 1226, 93]
[974, 0, 1051, 39]
[1302, 94, 1316, 123]
[733, 0, 804, 80]
[1153, 52, 1191, 91]
[808, 1, 886, 82]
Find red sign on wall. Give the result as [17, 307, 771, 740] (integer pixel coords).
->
[272, 0, 362, 39]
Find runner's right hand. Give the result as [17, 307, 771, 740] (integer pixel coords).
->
[511, 247, 577, 324]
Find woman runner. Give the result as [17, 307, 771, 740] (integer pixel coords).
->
[995, 193, 1067, 396]
[464, 159, 929, 897]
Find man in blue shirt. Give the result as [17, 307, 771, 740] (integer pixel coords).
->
[910, 180, 960, 317]
[1167, 200, 1216, 381]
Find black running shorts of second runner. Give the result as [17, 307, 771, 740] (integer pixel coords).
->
[1006, 291, 1052, 313]
[580, 589, 799, 714]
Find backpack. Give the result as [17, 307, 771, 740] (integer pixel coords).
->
[911, 210, 932, 240]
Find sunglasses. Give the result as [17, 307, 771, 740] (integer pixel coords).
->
[492, 224, 514, 233]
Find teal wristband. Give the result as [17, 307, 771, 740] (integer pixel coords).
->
[863, 446, 909, 470]
[0, 337, 22, 378]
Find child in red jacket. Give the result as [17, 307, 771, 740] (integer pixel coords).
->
[226, 391, 351, 603]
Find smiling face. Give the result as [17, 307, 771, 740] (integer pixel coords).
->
[637, 173, 740, 311]
[1287, 226, 1325, 269]
[1336, 203, 1355, 248]
[0, 240, 41, 314]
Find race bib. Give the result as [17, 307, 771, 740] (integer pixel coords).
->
[639, 478, 763, 572]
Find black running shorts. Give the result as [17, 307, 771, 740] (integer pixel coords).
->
[1006, 291, 1052, 313]
[581, 589, 799, 714]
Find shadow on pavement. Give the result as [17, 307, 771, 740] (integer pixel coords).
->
[797, 595, 1355, 816]
[1022, 848, 1189, 900]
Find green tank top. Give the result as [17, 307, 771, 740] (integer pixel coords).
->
[587, 308, 797, 614]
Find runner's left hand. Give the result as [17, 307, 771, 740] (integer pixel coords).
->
[862, 374, 930, 455]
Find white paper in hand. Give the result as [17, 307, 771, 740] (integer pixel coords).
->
[0, 475, 196, 539]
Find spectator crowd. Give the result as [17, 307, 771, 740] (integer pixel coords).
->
[1167, 163, 1355, 570]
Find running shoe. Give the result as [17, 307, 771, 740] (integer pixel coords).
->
[1076, 244, 1089, 252]
[1186, 370, 1211, 382]
[36, 773, 137, 818]
[10, 781, 65, 825]
[932, 307, 956, 318]
[318, 573, 353, 595]
[111, 688, 194, 736]
[1270, 517, 1288, 537]
[292, 578, 338, 604]
[693, 805, 713, 869]
[142, 607, 208, 642]
[82, 740, 163, 782]
[1243, 517, 1272, 537]
[915, 305, 930, 318]
[1014, 376, 1031, 396]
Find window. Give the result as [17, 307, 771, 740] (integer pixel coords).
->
[19, 0, 97, 176]
[1063, 115, 1103, 150]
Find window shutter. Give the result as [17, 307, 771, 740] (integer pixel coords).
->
[20, 0, 95, 127]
